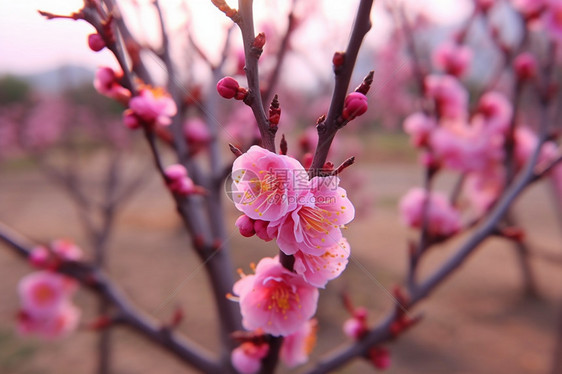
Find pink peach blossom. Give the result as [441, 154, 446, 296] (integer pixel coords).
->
[475, 92, 513, 134]
[403, 112, 436, 147]
[514, 126, 558, 169]
[233, 257, 319, 336]
[399, 188, 461, 237]
[128, 87, 177, 127]
[432, 42, 473, 77]
[293, 238, 350, 288]
[269, 176, 355, 256]
[164, 164, 202, 195]
[29, 246, 49, 268]
[429, 119, 504, 173]
[424, 75, 468, 120]
[464, 169, 505, 215]
[51, 239, 83, 261]
[18, 271, 77, 318]
[280, 319, 317, 368]
[513, 52, 538, 80]
[17, 302, 80, 339]
[93, 67, 130, 102]
[231, 146, 308, 222]
[511, 0, 546, 18]
[231, 342, 269, 374]
[184, 118, 211, 153]
[543, 1, 562, 41]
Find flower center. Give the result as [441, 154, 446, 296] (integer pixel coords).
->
[33, 284, 55, 305]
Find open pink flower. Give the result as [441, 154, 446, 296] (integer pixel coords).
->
[403, 112, 436, 147]
[280, 319, 317, 368]
[231, 342, 269, 374]
[432, 42, 473, 77]
[18, 271, 77, 318]
[399, 188, 461, 237]
[128, 87, 177, 127]
[233, 257, 319, 336]
[293, 238, 350, 288]
[270, 176, 355, 256]
[231, 146, 308, 222]
[184, 118, 211, 153]
[464, 169, 505, 216]
[17, 302, 80, 340]
[424, 75, 468, 120]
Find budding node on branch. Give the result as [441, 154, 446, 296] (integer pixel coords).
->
[280, 135, 288, 155]
[333, 51, 345, 72]
[355, 71, 374, 95]
[268, 94, 281, 127]
[252, 32, 266, 57]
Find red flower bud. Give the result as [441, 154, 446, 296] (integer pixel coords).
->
[88, 33, 106, 52]
[368, 347, 391, 370]
[513, 52, 537, 81]
[333, 51, 345, 70]
[236, 215, 256, 237]
[342, 92, 368, 121]
[217, 76, 240, 99]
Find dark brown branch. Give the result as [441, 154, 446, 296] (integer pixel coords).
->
[0, 223, 221, 373]
[237, 0, 276, 152]
[309, 0, 374, 174]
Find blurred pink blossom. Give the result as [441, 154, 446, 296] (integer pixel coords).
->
[424, 75, 468, 120]
[279, 319, 317, 368]
[399, 188, 461, 237]
[432, 42, 473, 77]
[231, 342, 269, 374]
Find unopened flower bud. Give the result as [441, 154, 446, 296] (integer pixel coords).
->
[254, 220, 274, 241]
[123, 110, 140, 129]
[333, 51, 345, 70]
[236, 215, 256, 238]
[513, 52, 537, 81]
[253, 32, 266, 49]
[29, 246, 49, 268]
[88, 33, 106, 52]
[164, 164, 188, 181]
[217, 77, 240, 99]
[368, 347, 391, 370]
[342, 92, 368, 121]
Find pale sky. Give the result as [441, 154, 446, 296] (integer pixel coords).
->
[0, 0, 471, 75]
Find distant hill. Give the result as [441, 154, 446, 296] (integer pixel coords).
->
[21, 65, 95, 93]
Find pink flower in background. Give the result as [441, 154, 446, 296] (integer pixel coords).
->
[464, 169, 505, 215]
[29, 246, 49, 268]
[128, 87, 177, 127]
[231, 146, 308, 222]
[543, 1, 562, 41]
[432, 42, 473, 77]
[475, 92, 513, 134]
[164, 164, 203, 195]
[22, 97, 67, 150]
[17, 271, 80, 339]
[51, 239, 83, 261]
[93, 67, 130, 102]
[280, 319, 317, 368]
[476, 0, 495, 12]
[424, 75, 468, 120]
[233, 257, 319, 336]
[183, 118, 212, 154]
[18, 271, 76, 318]
[399, 188, 461, 237]
[343, 307, 369, 340]
[270, 176, 355, 256]
[513, 126, 559, 168]
[513, 52, 538, 80]
[293, 238, 350, 288]
[231, 342, 269, 374]
[430, 119, 505, 173]
[403, 112, 436, 147]
[223, 106, 261, 148]
[511, 0, 546, 18]
[17, 302, 81, 340]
